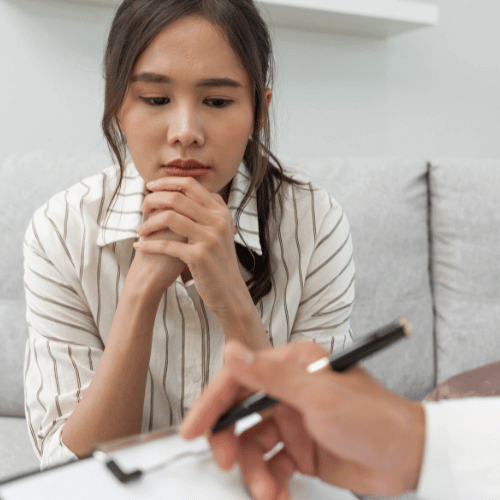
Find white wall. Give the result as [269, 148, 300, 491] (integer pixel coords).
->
[386, 0, 500, 159]
[1, 0, 499, 161]
[0, 0, 113, 158]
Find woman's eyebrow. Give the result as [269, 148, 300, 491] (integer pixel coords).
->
[131, 72, 242, 88]
[131, 72, 171, 83]
[196, 78, 242, 88]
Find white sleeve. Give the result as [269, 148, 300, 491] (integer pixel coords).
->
[23, 206, 104, 469]
[418, 398, 500, 500]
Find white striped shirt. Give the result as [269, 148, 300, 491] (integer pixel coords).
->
[23, 161, 355, 468]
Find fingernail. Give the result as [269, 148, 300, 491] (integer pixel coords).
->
[250, 479, 267, 499]
[146, 181, 154, 189]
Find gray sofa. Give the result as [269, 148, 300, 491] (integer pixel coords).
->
[1, 153, 500, 491]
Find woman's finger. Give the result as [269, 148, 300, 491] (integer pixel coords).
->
[141, 190, 199, 219]
[143, 177, 234, 232]
[141, 189, 227, 224]
[137, 209, 197, 238]
[146, 176, 219, 208]
[139, 193, 235, 244]
[210, 191, 227, 208]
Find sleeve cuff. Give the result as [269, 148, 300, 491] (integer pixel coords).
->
[417, 402, 460, 500]
[418, 398, 500, 500]
[40, 424, 79, 470]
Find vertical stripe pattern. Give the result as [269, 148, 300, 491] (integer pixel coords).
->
[23, 161, 355, 468]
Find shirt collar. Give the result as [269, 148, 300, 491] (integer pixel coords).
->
[97, 162, 145, 247]
[228, 163, 262, 256]
[97, 161, 262, 256]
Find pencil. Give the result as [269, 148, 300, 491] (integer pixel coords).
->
[211, 317, 413, 433]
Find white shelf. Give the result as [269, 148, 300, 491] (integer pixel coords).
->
[61, 0, 439, 38]
[258, 0, 439, 37]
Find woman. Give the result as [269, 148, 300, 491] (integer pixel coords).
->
[23, 0, 355, 468]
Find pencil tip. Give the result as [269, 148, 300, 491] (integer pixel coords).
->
[399, 316, 413, 338]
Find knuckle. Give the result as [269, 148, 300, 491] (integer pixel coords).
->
[141, 199, 151, 212]
[205, 233, 220, 251]
[191, 246, 205, 262]
[214, 220, 227, 238]
[171, 191, 185, 205]
[162, 210, 176, 225]
[213, 193, 225, 205]
[160, 239, 175, 253]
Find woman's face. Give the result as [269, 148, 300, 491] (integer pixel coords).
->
[118, 15, 260, 200]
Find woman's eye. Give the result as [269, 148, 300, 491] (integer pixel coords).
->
[205, 98, 233, 108]
[142, 97, 170, 106]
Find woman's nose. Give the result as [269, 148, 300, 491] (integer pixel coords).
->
[167, 105, 204, 147]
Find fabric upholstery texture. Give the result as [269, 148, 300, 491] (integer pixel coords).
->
[285, 157, 434, 399]
[0, 417, 40, 481]
[0, 301, 28, 417]
[429, 159, 500, 383]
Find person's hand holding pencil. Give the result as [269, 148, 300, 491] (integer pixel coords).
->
[180, 330, 425, 500]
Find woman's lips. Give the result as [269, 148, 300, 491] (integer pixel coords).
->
[162, 159, 210, 177]
[162, 167, 209, 177]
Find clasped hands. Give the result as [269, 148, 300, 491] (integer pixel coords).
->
[133, 176, 241, 314]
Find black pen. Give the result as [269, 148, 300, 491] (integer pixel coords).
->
[212, 317, 413, 433]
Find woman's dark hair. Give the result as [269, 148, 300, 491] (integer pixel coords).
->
[102, 0, 299, 304]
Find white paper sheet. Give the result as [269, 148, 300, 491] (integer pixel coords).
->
[0, 433, 358, 500]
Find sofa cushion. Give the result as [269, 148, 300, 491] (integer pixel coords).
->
[0, 151, 110, 416]
[0, 301, 28, 417]
[424, 360, 500, 401]
[0, 417, 40, 481]
[284, 158, 433, 399]
[430, 159, 500, 383]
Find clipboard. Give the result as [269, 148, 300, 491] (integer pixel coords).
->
[0, 427, 359, 500]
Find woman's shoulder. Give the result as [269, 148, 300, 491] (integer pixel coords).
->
[278, 167, 343, 217]
[27, 164, 122, 242]
[33, 165, 120, 217]
[269, 166, 351, 256]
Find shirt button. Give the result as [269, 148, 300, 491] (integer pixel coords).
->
[193, 373, 201, 383]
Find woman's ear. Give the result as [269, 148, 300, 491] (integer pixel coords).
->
[115, 113, 122, 134]
[265, 89, 272, 110]
[258, 88, 273, 129]
[250, 89, 273, 137]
